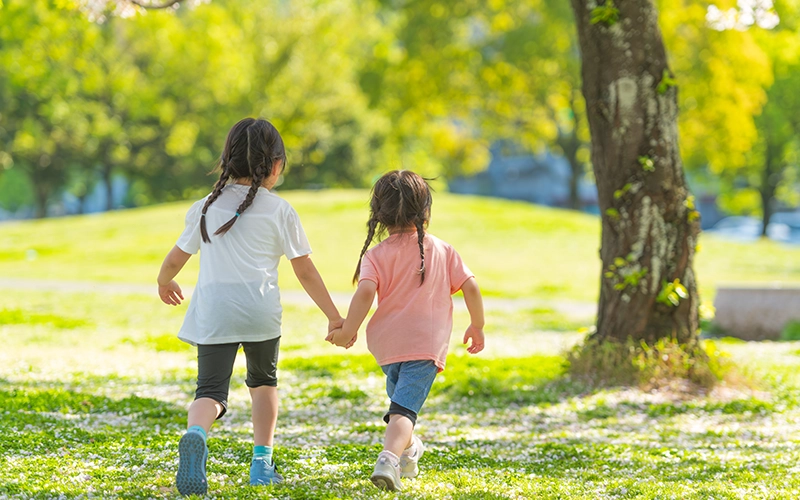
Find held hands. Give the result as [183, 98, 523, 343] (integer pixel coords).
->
[158, 280, 184, 306]
[325, 318, 357, 349]
[328, 316, 345, 335]
[463, 324, 485, 354]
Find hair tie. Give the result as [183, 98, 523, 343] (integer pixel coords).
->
[235, 212, 240, 217]
[201, 213, 206, 217]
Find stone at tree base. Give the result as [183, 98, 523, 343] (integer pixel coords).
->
[713, 286, 800, 341]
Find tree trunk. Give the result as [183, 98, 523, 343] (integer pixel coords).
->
[102, 164, 114, 212]
[33, 184, 49, 219]
[570, 0, 700, 344]
[759, 145, 779, 238]
[559, 130, 583, 210]
[759, 181, 775, 239]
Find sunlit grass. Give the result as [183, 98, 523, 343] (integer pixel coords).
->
[2, 189, 797, 302]
[2, 290, 800, 498]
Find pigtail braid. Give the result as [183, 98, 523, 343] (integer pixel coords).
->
[353, 217, 379, 284]
[200, 163, 232, 243]
[415, 219, 426, 285]
[215, 161, 267, 237]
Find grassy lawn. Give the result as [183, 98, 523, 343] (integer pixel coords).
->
[3, 193, 800, 498]
[1, 189, 799, 302]
[2, 290, 800, 498]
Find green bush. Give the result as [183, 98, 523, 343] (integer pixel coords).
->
[780, 321, 800, 341]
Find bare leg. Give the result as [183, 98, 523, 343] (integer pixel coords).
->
[383, 414, 414, 457]
[250, 386, 278, 447]
[186, 397, 223, 433]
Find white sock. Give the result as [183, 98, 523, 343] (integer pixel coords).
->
[379, 450, 400, 466]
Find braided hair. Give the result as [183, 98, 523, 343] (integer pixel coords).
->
[200, 118, 286, 243]
[353, 170, 432, 286]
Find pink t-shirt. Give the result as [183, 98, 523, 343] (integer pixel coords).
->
[359, 232, 474, 371]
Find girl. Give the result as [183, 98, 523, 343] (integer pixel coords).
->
[157, 118, 343, 496]
[327, 170, 485, 491]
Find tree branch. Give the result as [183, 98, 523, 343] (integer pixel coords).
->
[128, 0, 186, 9]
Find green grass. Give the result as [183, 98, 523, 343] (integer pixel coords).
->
[2, 192, 800, 497]
[3, 289, 800, 498]
[1, 189, 797, 301]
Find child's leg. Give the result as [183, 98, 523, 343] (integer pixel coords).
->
[372, 360, 437, 490]
[243, 338, 283, 485]
[249, 386, 278, 446]
[191, 342, 240, 428]
[177, 343, 238, 496]
[384, 413, 414, 457]
[187, 398, 224, 433]
[380, 360, 438, 452]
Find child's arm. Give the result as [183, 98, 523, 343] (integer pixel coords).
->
[157, 245, 192, 306]
[461, 277, 485, 354]
[290, 255, 344, 332]
[327, 279, 377, 348]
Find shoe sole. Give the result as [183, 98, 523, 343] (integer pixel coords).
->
[176, 432, 207, 496]
[370, 472, 401, 491]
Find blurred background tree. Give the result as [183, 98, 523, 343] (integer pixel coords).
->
[0, 0, 797, 222]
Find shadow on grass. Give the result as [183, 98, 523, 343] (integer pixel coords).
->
[0, 383, 187, 432]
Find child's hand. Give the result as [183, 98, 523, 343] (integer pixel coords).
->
[325, 328, 341, 344]
[328, 317, 344, 335]
[343, 332, 357, 349]
[158, 280, 184, 306]
[326, 328, 357, 348]
[463, 324, 485, 354]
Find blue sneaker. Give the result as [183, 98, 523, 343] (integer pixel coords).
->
[176, 431, 208, 496]
[250, 457, 283, 485]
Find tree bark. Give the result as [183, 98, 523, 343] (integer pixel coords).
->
[570, 0, 700, 344]
[758, 144, 780, 238]
[558, 128, 583, 210]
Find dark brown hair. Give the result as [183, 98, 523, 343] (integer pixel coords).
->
[200, 118, 286, 243]
[353, 170, 432, 285]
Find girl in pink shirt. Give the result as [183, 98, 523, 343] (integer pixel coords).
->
[327, 170, 486, 491]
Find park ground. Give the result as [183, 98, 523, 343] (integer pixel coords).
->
[2, 190, 800, 499]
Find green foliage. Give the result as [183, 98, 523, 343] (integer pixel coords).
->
[590, 1, 620, 26]
[657, 279, 689, 307]
[613, 183, 633, 200]
[659, 1, 800, 223]
[781, 321, 800, 341]
[0, 0, 392, 214]
[0, 167, 34, 212]
[605, 207, 620, 220]
[611, 266, 649, 291]
[605, 256, 649, 292]
[638, 155, 656, 172]
[684, 195, 701, 222]
[656, 68, 678, 94]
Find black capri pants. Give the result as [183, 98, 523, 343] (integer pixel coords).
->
[195, 337, 280, 419]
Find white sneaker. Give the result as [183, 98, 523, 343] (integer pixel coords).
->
[370, 451, 402, 491]
[400, 435, 425, 478]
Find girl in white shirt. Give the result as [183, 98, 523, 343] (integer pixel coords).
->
[157, 118, 343, 496]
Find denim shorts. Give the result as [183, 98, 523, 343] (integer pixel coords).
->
[381, 360, 438, 426]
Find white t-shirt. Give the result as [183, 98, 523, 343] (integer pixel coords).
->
[175, 184, 311, 345]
